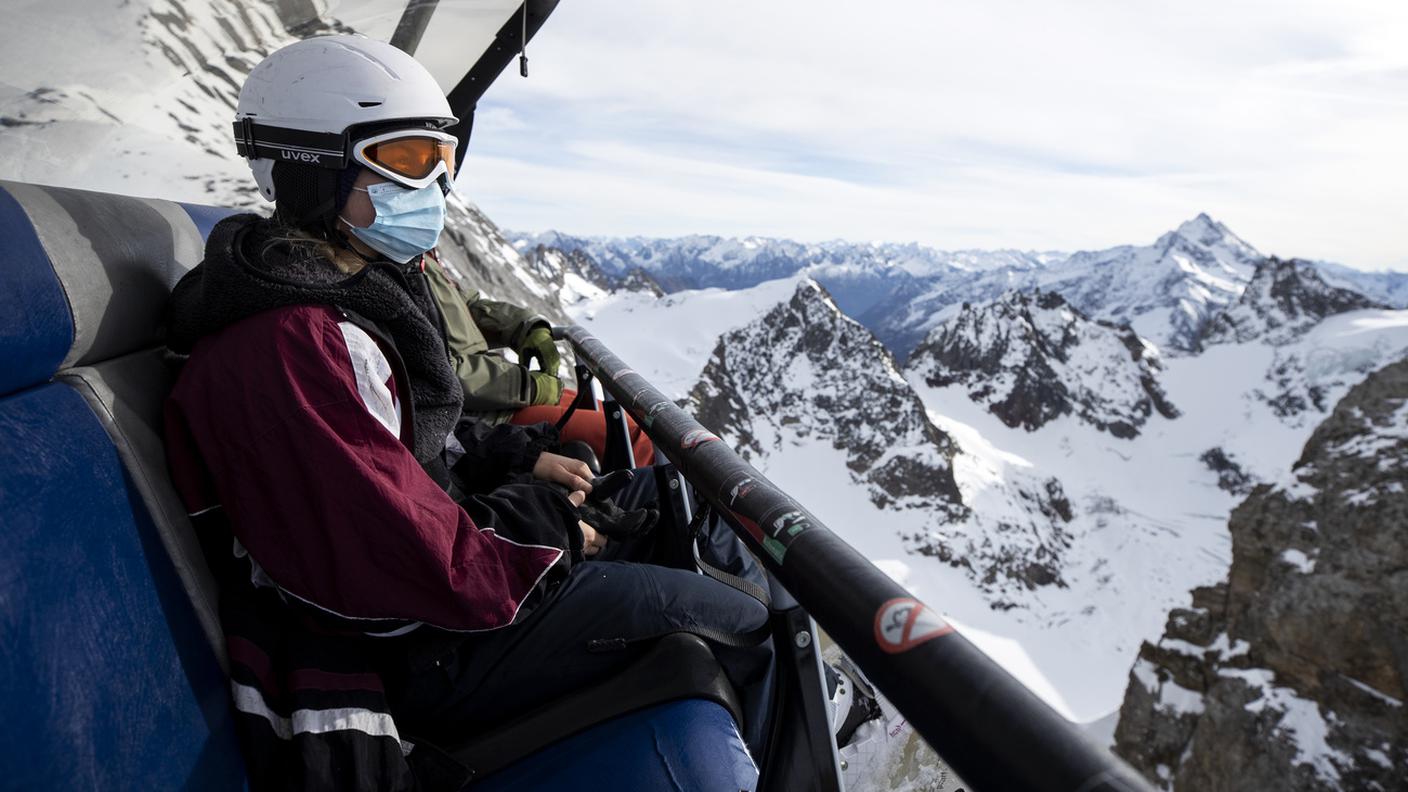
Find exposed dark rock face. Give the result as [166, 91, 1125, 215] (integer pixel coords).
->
[1201, 258, 1387, 348]
[617, 267, 666, 297]
[1200, 448, 1257, 496]
[688, 280, 966, 518]
[1113, 356, 1408, 791]
[907, 290, 1178, 437]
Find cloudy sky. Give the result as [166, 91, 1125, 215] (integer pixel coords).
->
[460, 0, 1408, 270]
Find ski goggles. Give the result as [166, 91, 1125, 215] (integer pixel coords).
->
[351, 129, 458, 190]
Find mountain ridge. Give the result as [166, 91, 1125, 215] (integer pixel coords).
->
[1200, 257, 1388, 348]
[513, 218, 1407, 362]
[907, 290, 1178, 438]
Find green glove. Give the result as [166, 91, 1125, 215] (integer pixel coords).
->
[519, 325, 561, 377]
[530, 371, 564, 406]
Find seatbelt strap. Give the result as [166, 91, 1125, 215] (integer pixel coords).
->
[555, 364, 596, 431]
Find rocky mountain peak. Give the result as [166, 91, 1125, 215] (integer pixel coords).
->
[688, 279, 966, 517]
[1201, 257, 1388, 347]
[1169, 213, 1257, 259]
[1048, 216, 1261, 350]
[906, 289, 1178, 438]
[518, 243, 665, 304]
[1114, 355, 1408, 790]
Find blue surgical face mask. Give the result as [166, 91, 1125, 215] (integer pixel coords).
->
[340, 181, 446, 264]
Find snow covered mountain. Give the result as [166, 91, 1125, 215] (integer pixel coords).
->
[437, 197, 570, 323]
[3, 0, 296, 207]
[0, 0, 570, 324]
[1200, 257, 1387, 347]
[907, 290, 1178, 437]
[879, 214, 1264, 358]
[1113, 356, 1408, 791]
[687, 280, 966, 519]
[517, 243, 664, 305]
[1051, 213, 1263, 349]
[569, 266, 1408, 731]
[677, 280, 1081, 600]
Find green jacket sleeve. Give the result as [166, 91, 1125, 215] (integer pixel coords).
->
[464, 292, 548, 350]
[424, 253, 537, 412]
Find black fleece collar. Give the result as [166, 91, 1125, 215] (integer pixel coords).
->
[167, 213, 462, 465]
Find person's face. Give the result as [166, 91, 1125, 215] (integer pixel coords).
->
[339, 167, 390, 229]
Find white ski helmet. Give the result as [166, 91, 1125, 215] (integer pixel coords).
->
[234, 35, 457, 202]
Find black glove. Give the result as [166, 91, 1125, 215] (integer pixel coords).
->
[575, 470, 658, 541]
[577, 497, 658, 541]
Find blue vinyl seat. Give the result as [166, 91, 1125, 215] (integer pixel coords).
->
[0, 181, 244, 788]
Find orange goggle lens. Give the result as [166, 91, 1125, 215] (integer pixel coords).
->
[363, 137, 456, 182]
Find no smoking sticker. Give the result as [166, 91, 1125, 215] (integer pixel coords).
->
[873, 598, 954, 654]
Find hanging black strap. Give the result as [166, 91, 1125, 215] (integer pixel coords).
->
[554, 364, 595, 431]
[688, 503, 772, 609]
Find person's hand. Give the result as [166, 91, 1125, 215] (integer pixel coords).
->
[533, 452, 594, 494]
[580, 520, 606, 557]
[567, 490, 606, 556]
[529, 371, 563, 406]
[519, 325, 561, 377]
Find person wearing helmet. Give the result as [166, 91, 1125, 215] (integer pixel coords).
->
[163, 35, 772, 791]
[230, 23, 650, 475]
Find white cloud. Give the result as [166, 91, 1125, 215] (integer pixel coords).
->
[464, 0, 1408, 268]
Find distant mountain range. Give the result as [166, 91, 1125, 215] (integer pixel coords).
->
[512, 217, 1408, 359]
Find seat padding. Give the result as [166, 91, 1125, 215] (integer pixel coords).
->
[450, 632, 745, 780]
[471, 699, 759, 791]
[0, 185, 72, 396]
[1, 181, 204, 371]
[0, 382, 244, 787]
[59, 350, 225, 670]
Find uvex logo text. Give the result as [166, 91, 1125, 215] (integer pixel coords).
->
[280, 150, 322, 164]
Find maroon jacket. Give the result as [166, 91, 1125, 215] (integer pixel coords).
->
[165, 302, 562, 633]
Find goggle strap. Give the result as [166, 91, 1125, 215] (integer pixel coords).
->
[233, 120, 349, 170]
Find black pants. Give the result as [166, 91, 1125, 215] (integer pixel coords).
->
[387, 470, 776, 758]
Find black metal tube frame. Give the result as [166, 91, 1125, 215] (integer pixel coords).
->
[556, 325, 1153, 792]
